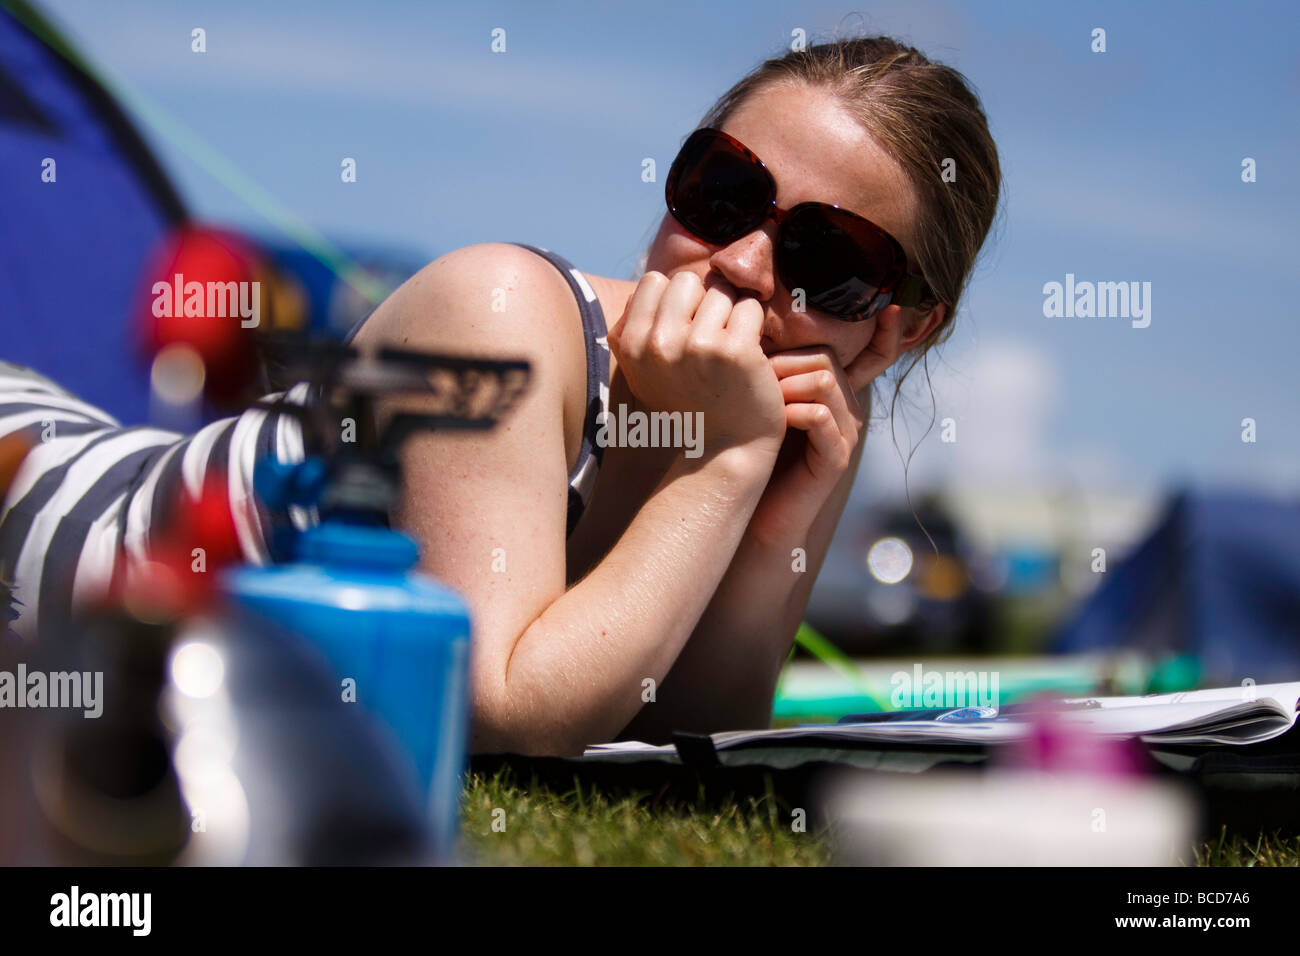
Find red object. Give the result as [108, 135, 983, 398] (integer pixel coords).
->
[0, 434, 34, 501]
[173, 473, 244, 569]
[136, 225, 265, 405]
[109, 473, 244, 620]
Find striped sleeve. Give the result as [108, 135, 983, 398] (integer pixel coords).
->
[0, 362, 314, 642]
[115, 381, 318, 572]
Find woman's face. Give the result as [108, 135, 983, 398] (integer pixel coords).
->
[646, 82, 931, 369]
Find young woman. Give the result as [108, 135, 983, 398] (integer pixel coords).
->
[0, 36, 1001, 757]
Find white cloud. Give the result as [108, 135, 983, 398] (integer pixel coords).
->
[931, 340, 1059, 481]
[857, 339, 1135, 499]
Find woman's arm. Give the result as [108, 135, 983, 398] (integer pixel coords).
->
[358, 246, 785, 756]
[618, 395, 869, 740]
[617, 312, 912, 740]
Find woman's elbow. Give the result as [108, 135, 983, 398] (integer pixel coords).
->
[468, 677, 589, 758]
[469, 709, 587, 758]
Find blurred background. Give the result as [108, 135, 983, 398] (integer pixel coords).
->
[5, 0, 1299, 718]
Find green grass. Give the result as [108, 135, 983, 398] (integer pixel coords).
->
[1195, 827, 1300, 867]
[457, 768, 1299, 866]
[457, 767, 832, 866]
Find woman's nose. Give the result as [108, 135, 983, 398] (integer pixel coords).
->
[708, 227, 776, 303]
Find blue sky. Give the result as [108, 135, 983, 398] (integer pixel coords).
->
[37, 0, 1300, 502]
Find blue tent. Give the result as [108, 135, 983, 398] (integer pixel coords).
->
[1, 0, 187, 426]
[1051, 488, 1300, 685]
[254, 237, 428, 341]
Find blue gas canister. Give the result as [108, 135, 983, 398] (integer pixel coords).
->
[219, 342, 530, 861]
[223, 518, 471, 858]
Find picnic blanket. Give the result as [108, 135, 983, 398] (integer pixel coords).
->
[471, 728, 1300, 833]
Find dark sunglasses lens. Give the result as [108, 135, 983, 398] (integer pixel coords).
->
[778, 205, 902, 320]
[668, 132, 771, 245]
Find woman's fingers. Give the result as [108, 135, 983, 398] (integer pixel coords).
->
[844, 305, 906, 394]
[770, 350, 863, 425]
[690, 275, 737, 336]
[784, 402, 850, 472]
[632, 271, 704, 367]
[610, 268, 786, 451]
[766, 348, 838, 379]
[609, 270, 668, 351]
[779, 368, 843, 413]
[723, 295, 765, 350]
[780, 369, 859, 442]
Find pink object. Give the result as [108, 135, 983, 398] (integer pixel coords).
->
[1008, 693, 1149, 776]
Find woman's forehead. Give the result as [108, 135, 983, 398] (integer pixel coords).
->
[719, 83, 919, 251]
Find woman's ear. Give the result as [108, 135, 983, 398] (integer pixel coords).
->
[899, 302, 947, 351]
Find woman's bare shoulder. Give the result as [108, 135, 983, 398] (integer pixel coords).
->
[352, 242, 583, 358]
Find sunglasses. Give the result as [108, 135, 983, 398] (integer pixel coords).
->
[665, 127, 937, 322]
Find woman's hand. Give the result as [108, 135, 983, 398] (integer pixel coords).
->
[744, 305, 910, 544]
[738, 347, 863, 546]
[606, 270, 787, 462]
[844, 304, 908, 402]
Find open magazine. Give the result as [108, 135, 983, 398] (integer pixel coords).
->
[584, 681, 1300, 757]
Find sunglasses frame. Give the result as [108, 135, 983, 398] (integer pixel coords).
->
[665, 127, 938, 321]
